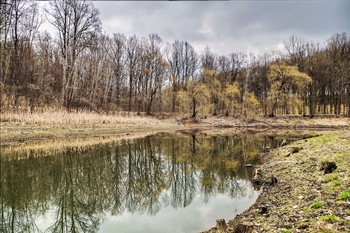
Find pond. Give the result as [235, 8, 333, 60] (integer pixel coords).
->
[0, 132, 286, 233]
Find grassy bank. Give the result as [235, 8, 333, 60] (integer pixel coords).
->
[204, 132, 350, 233]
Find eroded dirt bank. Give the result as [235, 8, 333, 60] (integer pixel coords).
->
[203, 131, 350, 233]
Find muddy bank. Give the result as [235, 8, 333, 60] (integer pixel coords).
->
[202, 131, 350, 233]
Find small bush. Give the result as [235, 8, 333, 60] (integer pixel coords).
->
[338, 191, 350, 201]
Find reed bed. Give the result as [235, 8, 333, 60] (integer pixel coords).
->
[0, 109, 164, 126]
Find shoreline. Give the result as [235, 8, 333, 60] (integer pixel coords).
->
[1, 115, 348, 144]
[203, 131, 350, 233]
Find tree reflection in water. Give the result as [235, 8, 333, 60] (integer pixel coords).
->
[0, 133, 283, 232]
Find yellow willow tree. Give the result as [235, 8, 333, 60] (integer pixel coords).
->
[223, 82, 241, 116]
[201, 68, 222, 115]
[243, 92, 261, 116]
[267, 62, 312, 115]
[177, 81, 211, 118]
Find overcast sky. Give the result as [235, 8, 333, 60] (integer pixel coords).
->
[38, 1, 349, 56]
[91, 0, 349, 56]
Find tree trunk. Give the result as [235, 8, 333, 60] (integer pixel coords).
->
[192, 97, 196, 118]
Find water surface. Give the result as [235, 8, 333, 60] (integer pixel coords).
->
[0, 133, 283, 233]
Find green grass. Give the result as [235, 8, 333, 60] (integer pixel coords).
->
[321, 215, 338, 223]
[324, 172, 339, 181]
[281, 229, 292, 233]
[317, 134, 338, 145]
[311, 200, 323, 209]
[333, 180, 342, 186]
[338, 191, 350, 201]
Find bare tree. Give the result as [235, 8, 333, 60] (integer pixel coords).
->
[201, 46, 217, 72]
[167, 40, 198, 112]
[143, 33, 167, 114]
[0, 0, 40, 111]
[108, 33, 126, 109]
[46, 0, 101, 109]
[284, 35, 307, 70]
[326, 33, 350, 114]
[126, 35, 140, 112]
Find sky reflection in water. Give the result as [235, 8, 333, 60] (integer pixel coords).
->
[100, 192, 258, 233]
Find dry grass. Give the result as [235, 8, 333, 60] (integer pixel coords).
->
[0, 110, 348, 144]
[0, 110, 182, 144]
[0, 109, 165, 126]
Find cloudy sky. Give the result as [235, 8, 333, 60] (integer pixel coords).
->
[91, 0, 349, 56]
[38, 1, 348, 56]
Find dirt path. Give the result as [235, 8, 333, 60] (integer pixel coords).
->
[203, 131, 350, 233]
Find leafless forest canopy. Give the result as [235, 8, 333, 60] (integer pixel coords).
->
[1, 0, 349, 116]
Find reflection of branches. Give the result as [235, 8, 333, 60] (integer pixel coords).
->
[47, 151, 100, 233]
[167, 136, 198, 209]
[107, 146, 126, 215]
[1, 205, 39, 233]
[169, 162, 197, 208]
[48, 196, 100, 233]
[124, 139, 166, 215]
[1, 133, 280, 232]
[0, 157, 47, 233]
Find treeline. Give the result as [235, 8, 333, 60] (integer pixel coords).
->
[1, 0, 349, 116]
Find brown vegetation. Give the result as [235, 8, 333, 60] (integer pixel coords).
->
[0, 110, 348, 144]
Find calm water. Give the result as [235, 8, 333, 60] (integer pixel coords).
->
[0, 133, 284, 233]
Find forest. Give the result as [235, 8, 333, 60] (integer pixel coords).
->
[1, 0, 349, 117]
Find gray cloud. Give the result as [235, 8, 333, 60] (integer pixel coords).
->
[94, 1, 350, 56]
